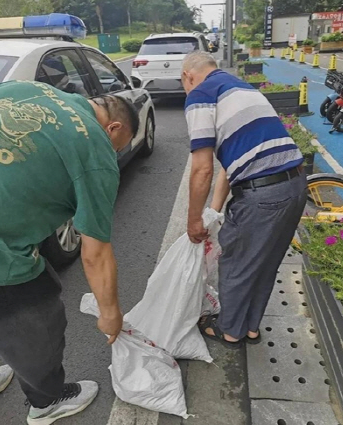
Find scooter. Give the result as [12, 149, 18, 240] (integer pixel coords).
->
[322, 71, 343, 123]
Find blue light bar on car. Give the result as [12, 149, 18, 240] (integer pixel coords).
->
[0, 13, 87, 39]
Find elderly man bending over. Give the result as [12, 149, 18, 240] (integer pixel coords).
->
[182, 51, 307, 349]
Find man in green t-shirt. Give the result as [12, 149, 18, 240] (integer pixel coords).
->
[0, 81, 139, 425]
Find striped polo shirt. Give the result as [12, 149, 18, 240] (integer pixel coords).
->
[185, 69, 303, 185]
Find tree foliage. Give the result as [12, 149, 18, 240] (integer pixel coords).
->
[0, 0, 198, 34]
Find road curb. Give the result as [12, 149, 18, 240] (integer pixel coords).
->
[114, 55, 136, 63]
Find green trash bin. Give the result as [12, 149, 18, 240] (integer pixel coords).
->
[97, 34, 120, 54]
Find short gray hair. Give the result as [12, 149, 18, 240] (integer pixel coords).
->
[182, 51, 218, 73]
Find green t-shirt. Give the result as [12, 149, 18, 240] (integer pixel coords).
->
[0, 81, 119, 286]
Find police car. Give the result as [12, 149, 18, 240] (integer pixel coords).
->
[0, 14, 156, 269]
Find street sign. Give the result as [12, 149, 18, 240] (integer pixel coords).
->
[289, 34, 297, 46]
[212, 27, 219, 33]
[264, 5, 273, 48]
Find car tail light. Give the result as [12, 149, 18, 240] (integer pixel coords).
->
[133, 59, 149, 68]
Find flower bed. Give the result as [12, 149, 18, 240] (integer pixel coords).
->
[320, 32, 343, 52]
[279, 114, 317, 174]
[301, 222, 343, 412]
[243, 60, 264, 75]
[244, 73, 268, 89]
[237, 53, 249, 61]
[303, 222, 343, 301]
[260, 83, 300, 115]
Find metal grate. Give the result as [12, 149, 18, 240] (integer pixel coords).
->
[251, 400, 338, 425]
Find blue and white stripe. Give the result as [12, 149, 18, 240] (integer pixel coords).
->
[185, 70, 303, 185]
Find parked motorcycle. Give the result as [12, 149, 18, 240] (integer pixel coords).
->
[322, 71, 343, 123]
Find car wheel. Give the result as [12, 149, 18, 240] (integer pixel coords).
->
[40, 219, 81, 270]
[139, 114, 155, 157]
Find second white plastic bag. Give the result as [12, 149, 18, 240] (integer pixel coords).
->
[125, 208, 223, 362]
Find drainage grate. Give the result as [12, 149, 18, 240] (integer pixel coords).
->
[265, 289, 306, 317]
[251, 400, 338, 425]
[275, 264, 303, 293]
[282, 247, 303, 265]
[247, 315, 329, 402]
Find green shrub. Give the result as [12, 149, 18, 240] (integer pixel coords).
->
[250, 41, 262, 49]
[122, 39, 143, 52]
[254, 33, 265, 42]
[259, 82, 298, 93]
[244, 73, 268, 83]
[237, 35, 246, 44]
[322, 32, 343, 42]
[303, 38, 314, 46]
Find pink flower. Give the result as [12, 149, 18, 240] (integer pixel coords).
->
[340, 218, 343, 223]
[340, 230, 343, 240]
[284, 124, 294, 129]
[325, 236, 338, 245]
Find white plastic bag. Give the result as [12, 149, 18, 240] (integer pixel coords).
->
[80, 294, 189, 418]
[204, 209, 223, 289]
[201, 284, 221, 317]
[125, 208, 223, 362]
[110, 324, 188, 418]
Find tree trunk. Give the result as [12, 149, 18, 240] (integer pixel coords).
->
[95, 4, 104, 34]
[127, 4, 132, 38]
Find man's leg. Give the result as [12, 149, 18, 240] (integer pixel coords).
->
[0, 263, 66, 407]
[217, 173, 307, 340]
[247, 182, 307, 334]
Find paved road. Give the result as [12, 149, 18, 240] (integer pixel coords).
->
[0, 58, 191, 425]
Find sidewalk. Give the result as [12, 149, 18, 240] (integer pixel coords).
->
[108, 153, 342, 425]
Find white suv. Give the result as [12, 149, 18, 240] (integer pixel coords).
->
[131, 32, 210, 97]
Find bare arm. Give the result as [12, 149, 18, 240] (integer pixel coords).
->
[81, 235, 123, 344]
[211, 167, 230, 212]
[188, 148, 214, 243]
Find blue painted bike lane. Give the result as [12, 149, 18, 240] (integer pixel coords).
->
[262, 57, 343, 173]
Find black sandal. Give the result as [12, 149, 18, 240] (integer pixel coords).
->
[245, 330, 261, 345]
[198, 315, 243, 350]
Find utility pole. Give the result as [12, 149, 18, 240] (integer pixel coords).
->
[226, 0, 234, 68]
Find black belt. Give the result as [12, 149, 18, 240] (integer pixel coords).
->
[231, 166, 302, 196]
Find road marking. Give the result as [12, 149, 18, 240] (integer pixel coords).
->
[299, 123, 343, 174]
[107, 156, 192, 424]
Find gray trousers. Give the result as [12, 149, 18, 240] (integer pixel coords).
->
[217, 171, 308, 340]
[0, 263, 66, 407]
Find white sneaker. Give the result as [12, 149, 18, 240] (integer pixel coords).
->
[0, 365, 14, 393]
[27, 381, 98, 425]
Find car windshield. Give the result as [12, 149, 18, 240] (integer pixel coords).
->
[139, 37, 199, 55]
[0, 55, 19, 82]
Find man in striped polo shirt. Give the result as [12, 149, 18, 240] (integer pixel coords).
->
[182, 51, 307, 349]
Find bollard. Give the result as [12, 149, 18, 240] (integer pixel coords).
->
[312, 53, 320, 68]
[281, 49, 286, 60]
[289, 49, 295, 62]
[299, 51, 306, 64]
[299, 76, 314, 116]
[286, 47, 291, 55]
[293, 43, 298, 51]
[269, 48, 275, 58]
[329, 54, 337, 71]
